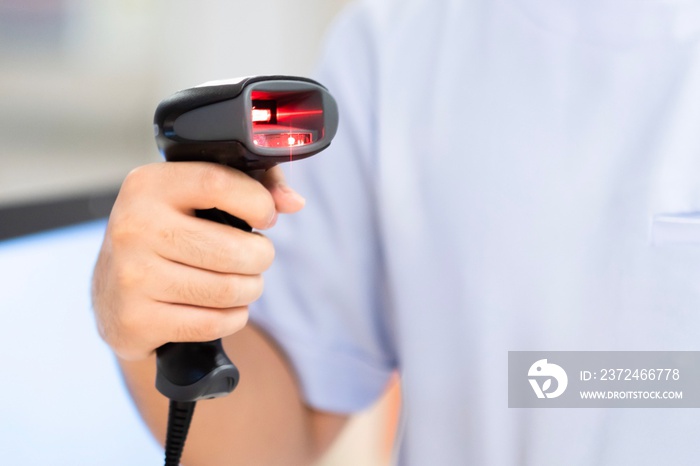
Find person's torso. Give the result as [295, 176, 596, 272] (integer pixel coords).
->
[365, 0, 700, 463]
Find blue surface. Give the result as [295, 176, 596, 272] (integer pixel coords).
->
[0, 220, 163, 464]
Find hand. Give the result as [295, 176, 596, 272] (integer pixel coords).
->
[92, 162, 304, 361]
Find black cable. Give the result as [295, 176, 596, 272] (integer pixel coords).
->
[156, 341, 239, 465]
[164, 400, 197, 466]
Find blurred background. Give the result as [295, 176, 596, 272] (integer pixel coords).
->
[0, 0, 398, 464]
[0, 0, 350, 206]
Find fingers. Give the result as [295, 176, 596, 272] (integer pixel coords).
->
[124, 162, 278, 230]
[97, 244, 265, 360]
[93, 161, 308, 362]
[113, 302, 250, 360]
[148, 213, 275, 274]
[155, 303, 250, 344]
[96, 242, 261, 358]
[122, 254, 265, 309]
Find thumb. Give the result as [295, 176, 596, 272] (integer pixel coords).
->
[259, 165, 306, 215]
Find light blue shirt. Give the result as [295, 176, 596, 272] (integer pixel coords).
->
[251, 0, 700, 464]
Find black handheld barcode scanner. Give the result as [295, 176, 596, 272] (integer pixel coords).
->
[153, 76, 338, 465]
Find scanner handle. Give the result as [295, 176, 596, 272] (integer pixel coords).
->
[155, 208, 249, 401]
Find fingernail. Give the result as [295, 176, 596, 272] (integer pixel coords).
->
[267, 211, 279, 228]
[278, 183, 306, 204]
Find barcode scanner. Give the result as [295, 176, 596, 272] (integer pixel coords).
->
[153, 76, 338, 465]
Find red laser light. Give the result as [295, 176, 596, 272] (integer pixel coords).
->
[250, 90, 325, 150]
[276, 109, 325, 120]
[252, 108, 272, 123]
[253, 132, 313, 148]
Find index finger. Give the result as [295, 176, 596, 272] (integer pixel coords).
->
[127, 162, 277, 230]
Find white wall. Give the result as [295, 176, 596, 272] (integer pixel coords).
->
[0, 0, 350, 205]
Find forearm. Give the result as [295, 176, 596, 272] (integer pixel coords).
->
[118, 324, 347, 466]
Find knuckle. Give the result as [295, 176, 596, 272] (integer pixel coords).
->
[157, 226, 176, 245]
[216, 275, 242, 307]
[108, 206, 148, 248]
[228, 276, 259, 308]
[160, 227, 209, 267]
[171, 278, 228, 309]
[173, 280, 206, 305]
[205, 233, 235, 272]
[214, 242, 236, 271]
[108, 219, 137, 246]
[121, 164, 156, 193]
[114, 260, 146, 290]
[120, 167, 143, 192]
[229, 233, 274, 274]
[200, 165, 231, 198]
[213, 274, 264, 308]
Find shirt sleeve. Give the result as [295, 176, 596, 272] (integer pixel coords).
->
[249, 1, 397, 414]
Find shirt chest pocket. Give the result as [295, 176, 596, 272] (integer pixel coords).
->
[651, 213, 700, 247]
[622, 212, 700, 347]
